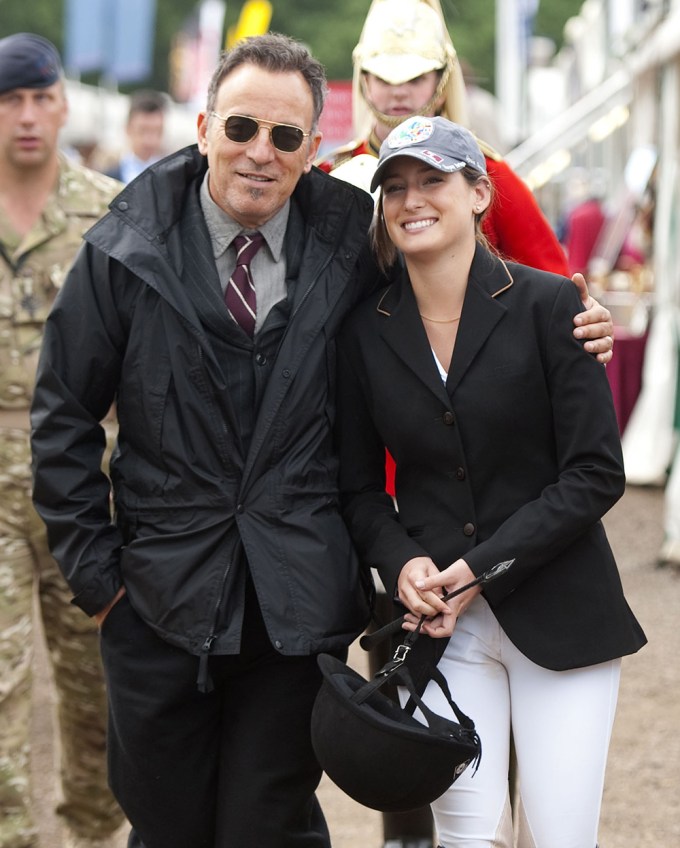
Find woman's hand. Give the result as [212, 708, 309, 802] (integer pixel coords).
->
[398, 557, 451, 618]
[397, 557, 480, 639]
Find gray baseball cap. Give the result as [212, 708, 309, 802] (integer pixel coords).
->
[370, 115, 487, 192]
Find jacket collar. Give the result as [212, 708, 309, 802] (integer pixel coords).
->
[377, 244, 514, 401]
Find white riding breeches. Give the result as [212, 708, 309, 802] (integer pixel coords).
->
[402, 595, 621, 848]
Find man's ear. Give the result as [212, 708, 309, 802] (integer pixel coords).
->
[197, 111, 209, 155]
[302, 130, 323, 174]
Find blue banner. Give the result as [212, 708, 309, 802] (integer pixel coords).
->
[108, 0, 157, 83]
[64, 0, 107, 75]
[64, 0, 157, 84]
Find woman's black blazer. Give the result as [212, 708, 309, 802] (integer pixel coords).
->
[337, 245, 646, 677]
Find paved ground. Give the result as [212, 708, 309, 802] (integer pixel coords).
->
[32, 483, 679, 847]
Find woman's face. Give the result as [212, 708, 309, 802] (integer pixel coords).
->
[380, 158, 489, 261]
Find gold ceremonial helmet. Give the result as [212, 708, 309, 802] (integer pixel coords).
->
[351, 0, 469, 138]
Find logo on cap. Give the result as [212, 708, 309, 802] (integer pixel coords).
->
[421, 150, 446, 166]
[387, 116, 434, 149]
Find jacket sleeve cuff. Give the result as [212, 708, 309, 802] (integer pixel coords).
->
[71, 571, 124, 617]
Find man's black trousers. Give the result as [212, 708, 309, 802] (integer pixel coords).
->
[100, 588, 333, 848]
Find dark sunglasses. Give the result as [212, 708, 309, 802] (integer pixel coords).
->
[211, 112, 311, 152]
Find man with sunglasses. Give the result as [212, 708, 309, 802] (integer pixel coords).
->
[30, 32, 377, 848]
[30, 31, 614, 848]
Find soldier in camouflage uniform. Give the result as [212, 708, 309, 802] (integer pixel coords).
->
[0, 33, 125, 848]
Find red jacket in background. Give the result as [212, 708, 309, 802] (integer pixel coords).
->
[564, 198, 606, 276]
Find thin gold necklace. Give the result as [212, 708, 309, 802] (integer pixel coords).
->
[419, 314, 461, 324]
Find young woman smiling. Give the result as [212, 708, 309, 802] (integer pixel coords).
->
[336, 116, 646, 848]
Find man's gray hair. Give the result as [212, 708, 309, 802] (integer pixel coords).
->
[206, 32, 328, 129]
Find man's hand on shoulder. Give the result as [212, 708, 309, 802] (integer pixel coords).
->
[571, 272, 614, 364]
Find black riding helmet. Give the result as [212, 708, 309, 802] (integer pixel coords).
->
[311, 561, 515, 811]
[311, 653, 481, 812]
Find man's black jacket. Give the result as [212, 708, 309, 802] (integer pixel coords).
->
[31, 145, 379, 659]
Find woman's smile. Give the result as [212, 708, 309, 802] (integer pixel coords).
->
[403, 218, 437, 231]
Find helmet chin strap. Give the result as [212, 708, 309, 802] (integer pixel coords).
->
[361, 63, 452, 129]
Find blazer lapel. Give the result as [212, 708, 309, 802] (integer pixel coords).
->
[379, 268, 452, 407]
[446, 245, 514, 395]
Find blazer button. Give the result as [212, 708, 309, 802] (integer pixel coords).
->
[255, 353, 267, 366]
[456, 467, 466, 481]
[443, 411, 455, 425]
[463, 522, 475, 536]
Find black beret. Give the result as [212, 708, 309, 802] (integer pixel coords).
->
[0, 33, 63, 96]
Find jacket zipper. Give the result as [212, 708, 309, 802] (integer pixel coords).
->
[196, 558, 232, 693]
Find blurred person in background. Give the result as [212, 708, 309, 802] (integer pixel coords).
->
[0, 33, 125, 848]
[106, 89, 167, 184]
[559, 168, 607, 277]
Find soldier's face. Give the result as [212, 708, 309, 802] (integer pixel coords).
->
[0, 82, 67, 171]
[197, 64, 322, 229]
[364, 71, 444, 142]
[364, 71, 440, 116]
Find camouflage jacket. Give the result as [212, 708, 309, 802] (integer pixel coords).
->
[0, 154, 121, 409]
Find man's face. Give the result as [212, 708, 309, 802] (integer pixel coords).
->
[364, 71, 443, 141]
[127, 110, 164, 162]
[364, 71, 439, 116]
[0, 82, 67, 171]
[197, 64, 322, 229]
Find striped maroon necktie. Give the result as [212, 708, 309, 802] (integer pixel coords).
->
[226, 232, 264, 337]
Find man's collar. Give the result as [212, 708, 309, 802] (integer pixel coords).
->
[199, 170, 289, 261]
